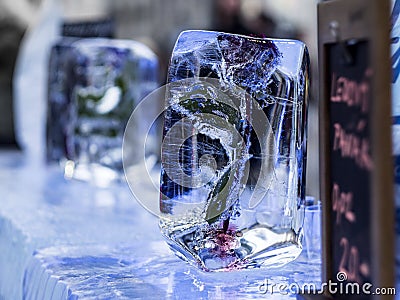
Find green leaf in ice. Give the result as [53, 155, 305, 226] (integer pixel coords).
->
[169, 79, 251, 225]
[205, 144, 249, 224]
[205, 166, 232, 224]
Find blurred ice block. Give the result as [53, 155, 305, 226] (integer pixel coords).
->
[159, 30, 310, 271]
[46, 38, 159, 185]
[302, 197, 321, 263]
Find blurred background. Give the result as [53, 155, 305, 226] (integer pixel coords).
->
[0, 0, 320, 198]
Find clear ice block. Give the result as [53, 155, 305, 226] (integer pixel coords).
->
[46, 38, 159, 184]
[159, 30, 310, 271]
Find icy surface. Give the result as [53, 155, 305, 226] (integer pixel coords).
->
[24, 244, 321, 300]
[0, 150, 322, 299]
[0, 150, 160, 299]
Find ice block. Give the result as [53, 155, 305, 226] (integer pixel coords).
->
[46, 38, 159, 185]
[159, 30, 310, 271]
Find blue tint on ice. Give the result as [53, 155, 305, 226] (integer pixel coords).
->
[160, 30, 310, 271]
[46, 38, 159, 184]
[0, 151, 322, 299]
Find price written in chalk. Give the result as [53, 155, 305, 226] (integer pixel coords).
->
[339, 237, 370, 284]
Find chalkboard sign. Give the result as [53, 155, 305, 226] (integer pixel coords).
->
[328, 40, 372, 286]
[318, 0, 394, 298]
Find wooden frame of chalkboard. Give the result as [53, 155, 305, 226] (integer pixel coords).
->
[318, 0, 394, 298]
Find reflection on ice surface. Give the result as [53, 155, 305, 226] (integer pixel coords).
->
[0, 151, 320, 299]
[23, 243, 321, 299]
